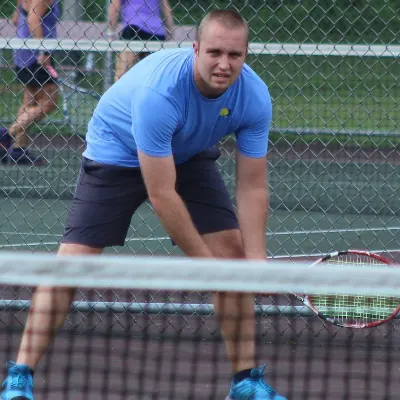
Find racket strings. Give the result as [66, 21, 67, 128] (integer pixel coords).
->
[310, 254, 399, 324]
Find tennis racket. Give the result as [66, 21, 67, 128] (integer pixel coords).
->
[44, 64, 101, 139]
[294, 250, 400, 328]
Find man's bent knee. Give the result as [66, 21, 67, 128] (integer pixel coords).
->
[57, 242, 103, 256]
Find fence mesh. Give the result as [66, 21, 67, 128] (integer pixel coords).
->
[1, 1, 399, 257]
[0, 2, 400, 387]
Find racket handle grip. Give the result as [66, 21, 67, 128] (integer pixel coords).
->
[44, 64, 59, 79]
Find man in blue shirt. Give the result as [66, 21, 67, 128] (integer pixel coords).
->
[1, 9, 286, 400]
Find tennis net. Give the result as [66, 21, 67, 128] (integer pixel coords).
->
[0, 252, 399, 399]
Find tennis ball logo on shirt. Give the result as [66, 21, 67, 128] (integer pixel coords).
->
[219, 108, 230, 117]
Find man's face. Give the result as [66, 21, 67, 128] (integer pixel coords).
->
[193, 21, 248, 97]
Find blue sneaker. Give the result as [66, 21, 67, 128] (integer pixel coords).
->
[226, 365, 287, 400]
[0, 128, 12, 164]
[1, 362, 34, 400]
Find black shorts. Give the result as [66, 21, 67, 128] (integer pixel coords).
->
[15, 60, 57, 88]
[62, 148, 239, 248]
[120, 25, 166, 41]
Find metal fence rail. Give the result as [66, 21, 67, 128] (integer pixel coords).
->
[0, 300, 312, 317]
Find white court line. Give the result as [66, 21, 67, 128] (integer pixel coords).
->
[0, 237, 170, 249]
[3, 226, 400, 239]
[2, 227, 399, 250]
[271, 226, 400, 236]
[1, 184, 77, 190]
[1, 242, 400, 261]
[1, 232, 169, 239]
[1, 233, 169, 241]
[0, 242, 59, 248]
[1, 181, 392, 190]
[2, 232, 63, 237]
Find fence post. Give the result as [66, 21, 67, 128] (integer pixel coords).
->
[104, 0, 114, 91]
[62, 0, 84, 79]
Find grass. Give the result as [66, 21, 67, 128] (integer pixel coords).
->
[247, 54, 400, 134]
[2, 0, 400, 43]
[1, 49, 400, 149]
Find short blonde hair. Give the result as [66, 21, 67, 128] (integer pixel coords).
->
[197, 9, 249, 43]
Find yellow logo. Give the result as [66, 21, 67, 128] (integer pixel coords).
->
[219, 108, 230, 117]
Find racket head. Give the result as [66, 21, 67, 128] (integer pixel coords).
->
[301, 250, 399, 329]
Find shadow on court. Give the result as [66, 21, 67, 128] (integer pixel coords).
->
[0, 307, 399, 399]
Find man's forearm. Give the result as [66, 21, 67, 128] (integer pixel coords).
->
[150, 191, 213, 258]
[236, 186, 268, 259]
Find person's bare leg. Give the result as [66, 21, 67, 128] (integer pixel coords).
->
[114, 49, 139, 81]
[7, 88, 36, 148]
[8, 84, 58, 148]
[16, 243, 102, 369]
[202, 229, 256, 373]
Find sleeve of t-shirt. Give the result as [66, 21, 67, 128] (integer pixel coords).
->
[131, 87, 180, 157]
[234, 93, 272, 158]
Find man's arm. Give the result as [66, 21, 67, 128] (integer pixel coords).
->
[138, 151, 214, 258]
[234, 86, 272, 259]
[235, 151, 268, 260]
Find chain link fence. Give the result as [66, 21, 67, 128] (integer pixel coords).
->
[0, 0, 399, 339]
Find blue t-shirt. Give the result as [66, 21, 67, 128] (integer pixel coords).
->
[83, 48, 272, 167]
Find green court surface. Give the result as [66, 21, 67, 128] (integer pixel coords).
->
[1, 137, 400, 400]
[1, 198, 400, 259]
[1, 138, 399, 259]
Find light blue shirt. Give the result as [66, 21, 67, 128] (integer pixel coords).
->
[84, 48, 272, 167]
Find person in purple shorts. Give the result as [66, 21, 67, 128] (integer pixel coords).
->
[108, 0, 175, 81]
[1, 9, 287, 400]
[0, 0, 60, 166]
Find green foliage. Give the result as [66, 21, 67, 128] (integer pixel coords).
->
[2, 0, 399, 44]
[2, 0, 15, 18]
[172, 0, 400, 44]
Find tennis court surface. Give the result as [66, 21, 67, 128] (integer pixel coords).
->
[1, 138, 400, 399]
[1, 137, 399, 256]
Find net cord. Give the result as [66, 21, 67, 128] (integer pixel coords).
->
[0, 252, 399, 296]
